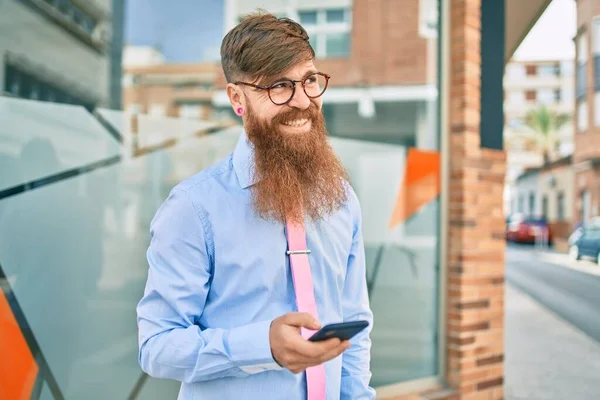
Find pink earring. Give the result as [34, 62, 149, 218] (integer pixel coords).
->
[236, 107, 244, 116]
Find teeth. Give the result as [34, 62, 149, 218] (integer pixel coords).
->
[283, 119, 308, 127]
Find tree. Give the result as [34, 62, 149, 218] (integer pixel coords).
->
[524, 105, 571, 165]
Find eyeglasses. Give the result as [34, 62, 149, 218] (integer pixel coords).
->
[234, 72, 330, 106]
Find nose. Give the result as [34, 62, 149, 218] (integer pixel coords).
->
[286, 82, 311, 110]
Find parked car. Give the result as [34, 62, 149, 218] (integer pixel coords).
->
[569, 223, 600, 264]
[506, 214, 552, 245]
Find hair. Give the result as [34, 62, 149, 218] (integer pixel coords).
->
[220, 11, 315, 84]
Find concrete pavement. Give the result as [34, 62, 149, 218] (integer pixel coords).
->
[505, 285, 600, 400]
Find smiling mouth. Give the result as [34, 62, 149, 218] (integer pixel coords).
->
[281, 119, 309, 127]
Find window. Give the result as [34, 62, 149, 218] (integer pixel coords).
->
[554, 89, 561, 103]
[298, 8, 351, 58]
[525, 90, 537, 101]
[578, 101, 589, 132]
[557, 192, 565, 221]
[325, 33, 350, 58]
[582, 190, 591, 223]
[3, 63, 94, 110]
[538, 88, 554, 105]
[539, 63, 559, 77]
[529, 192, 536, 216]
[577, 33, 588, 100]
[325, 9, 346, 23]
[526, 65, 537, 76]
[519, 195, 525, 213]
[419, 0, 438, 38]
[542, 195, 548, 219]
[298, 11, 318, 25]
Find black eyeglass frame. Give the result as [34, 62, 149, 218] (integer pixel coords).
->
[234, 72, 331, 106]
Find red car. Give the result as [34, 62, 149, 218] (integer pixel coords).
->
[506, 214, 553, 245]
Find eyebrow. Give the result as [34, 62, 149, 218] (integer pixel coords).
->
[268, 69, 319, 84]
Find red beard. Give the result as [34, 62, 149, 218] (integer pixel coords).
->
[245, 101, 348, 223]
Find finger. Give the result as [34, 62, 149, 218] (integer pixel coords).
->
[282, 312, 321, 330]
[292, 337, 341, 359]
[292, 341, 350, 370]
[318, 341, 351, 364]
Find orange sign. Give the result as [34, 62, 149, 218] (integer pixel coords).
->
[388, 148, 440, 229]
[0, 289, 38, 400]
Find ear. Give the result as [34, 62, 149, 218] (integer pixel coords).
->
[226, 83, 246, 114]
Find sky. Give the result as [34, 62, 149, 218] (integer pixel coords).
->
[125, 0, 224, 62]
[512, 0, 576, 62]
[124, 0, 577, 63]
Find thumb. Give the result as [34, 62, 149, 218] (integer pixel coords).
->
[284, 312, 321, 330]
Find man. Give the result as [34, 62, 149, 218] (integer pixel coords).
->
[137, 12, 375, 400]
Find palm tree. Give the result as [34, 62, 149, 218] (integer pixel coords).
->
[524, 105, 571, 165]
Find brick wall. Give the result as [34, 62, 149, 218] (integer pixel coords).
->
[574, 166, 600, 224]
[574, 0, 600, 164]
[216, 0, 430, 88]
[446, 0, 506, 399]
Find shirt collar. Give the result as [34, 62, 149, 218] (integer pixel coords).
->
[232, 130, 258, 189]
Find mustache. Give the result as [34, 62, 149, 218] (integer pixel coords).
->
[271, 102, 320, 125]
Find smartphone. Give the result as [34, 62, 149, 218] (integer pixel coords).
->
[308, 320, 369, 342]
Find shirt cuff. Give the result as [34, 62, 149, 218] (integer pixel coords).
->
[228, 319, 284, 374]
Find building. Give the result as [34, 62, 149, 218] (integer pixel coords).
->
[122, 46, 218, 120]
[0, 0, 123, 110]
[573, 0, 600, 226]
[511, 156, 575, 248]
[503, 58, 575, 216]
[216, 0, 439, 150]
[504, 59, 575, 170]
[0, 0, 552, 399]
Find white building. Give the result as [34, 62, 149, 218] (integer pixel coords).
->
[0, 0, 119, 109]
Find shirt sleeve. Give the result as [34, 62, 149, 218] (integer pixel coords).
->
[340, 190, 377, 399]
[136, 187, 282, 384]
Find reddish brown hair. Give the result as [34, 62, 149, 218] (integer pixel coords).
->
[220, 11, 315, 84]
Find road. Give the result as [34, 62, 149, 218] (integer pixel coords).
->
[506, 244, 600, 343]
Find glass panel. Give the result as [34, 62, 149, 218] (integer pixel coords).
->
[0, 98, 121, 192]
[0, 0, 442, 393]
[298, 10, 318, 25]
[331, 138, 439, 385]
[40, 382, 53, 400]
[325, 32, 350, 58]
[0, 112, 240, 398]
[326, 9, 346, 23]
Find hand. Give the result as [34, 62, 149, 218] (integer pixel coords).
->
[269, 312, 350, 374]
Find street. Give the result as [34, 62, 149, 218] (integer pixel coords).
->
[505, 244, 600, 399]
[506, 244, 600, 342]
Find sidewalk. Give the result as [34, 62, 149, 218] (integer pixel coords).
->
[505, 285, 600, 400]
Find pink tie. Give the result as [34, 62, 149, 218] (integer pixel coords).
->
[286, 219, 327, 400]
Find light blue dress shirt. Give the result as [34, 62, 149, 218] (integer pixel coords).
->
[137, 132, 376, 400]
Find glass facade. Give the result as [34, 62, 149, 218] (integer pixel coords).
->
[0, 0, 442, 397]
